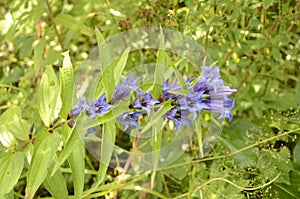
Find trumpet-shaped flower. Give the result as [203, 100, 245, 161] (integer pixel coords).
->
[160, 81, 181, 101]
[130, 92, 159, 116]
[118, 112, 143, 131]
[190, 66, 237, 120]
[111, 75, 139, 104]
[86, 94, 112, 119]
[68, 98, 87, 127]
[164, 108, 191, 130]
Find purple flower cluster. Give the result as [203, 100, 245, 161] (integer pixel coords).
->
[68, 66, 236, 130]
[68, 76, 137, 127]
[162, 66, 237, 130]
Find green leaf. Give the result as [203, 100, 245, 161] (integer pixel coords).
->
[0, 107, 30, 142]
[38, 66, 62, 127]
[95, 28, 114, 101]
[43, 167, 68, 198]
[258, 147, 293, 184]
[95, 28, 110, 71]
[141, 100, 173, 134]
[262, 0, 273, 9]
[92, 46, 130, 100]
[68, 139, 85, 198]
[295, 78, 300, 106]
[84, 121, 116, 196]
[249, 17, 260, 27]
[114, 47, 130, 85]
[0, 126, 16, 148]
[272, 48, 282, 61]
[33, 38, 46, 69]
[54, 13, 91, 36]
[102, 64, 115, 102]
[164, 154, 191, 181]
[163, 51, 189, 95]
[293, 140, 300, 164]
[195, 117, 203, 158]
[88, 71, 104, 100]
[152, 28, 165, 98]
[25, 130, 60, 199]
[59, 51, 75, 118]
[51, 127, 81, 176]
[0, 151, 24, 197]
[272, 183, 300, 199]
[151, 119, 163, 189]
[98, 121, 116, 182]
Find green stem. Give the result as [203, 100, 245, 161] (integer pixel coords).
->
[158, 127, 300, 171]
[45, 0, 64, 50]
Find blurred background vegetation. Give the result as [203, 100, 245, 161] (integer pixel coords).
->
[0, 0, 300, 198]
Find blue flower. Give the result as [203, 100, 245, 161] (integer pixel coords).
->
[204, 96, 235, 121]
[160, 81, 181, 101]
[192, 66, 237, 120]
[111, 75, 139, 104]
[68, 98, 87, 127]
[87, 94, 112, 118]
[118, 112, 143, 131]
[176, 92, 209, 120]
[69, 98, 87, 117]
[130, 92, 159, 116]
[164, 108, 191, 130]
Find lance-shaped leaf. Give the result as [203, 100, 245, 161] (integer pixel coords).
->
[59, 51, 75, 118]
[141, 100, 173, 134]
[95, 28, 114, 102]
[152, 28, 165, 98]
[163, 51, 189, 96]
[98, 121, 116, 181]
[51, 127, 81, 176]
[43, 166, 68, 199]
[68, 140, 85, 198]
[38, 66, 62, 126]
[83, 120, 116, 196]
[151, 119, 163, 189]
[0, 151, 24, 197]
[25, 130, 60, 199]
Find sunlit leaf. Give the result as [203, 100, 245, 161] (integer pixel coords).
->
[54, 13, 91, 36]
[68, 140, 85, 198]
[37, 66, 62, 127]
[25, 130, 60, 199]
[141, 100, 173, 134]
[51, 127, 81, 176]
[0, 151, 24, 197]
[163, 51, 189, 95]
[43, 166, 68, 198]
[0, 126, 16, 148]
[0, 107, 30, 142]
[59, 51, 75, 118]
[95, 28, 114, 101]
[152, 28, 165, 98]
[98, 120, 116, 182]
[151, 119, 163, 189]
[114, 47, 130, 85]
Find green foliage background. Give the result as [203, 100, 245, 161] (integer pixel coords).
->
[0, 0, 300, 198]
